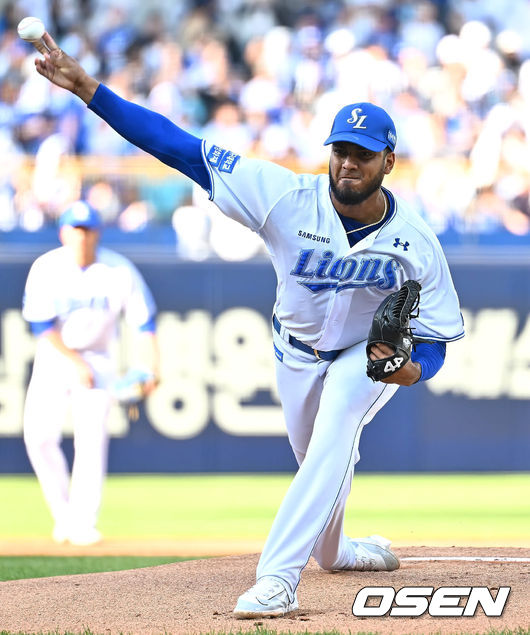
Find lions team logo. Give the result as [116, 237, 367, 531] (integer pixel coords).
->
[290, 248, 401, 292]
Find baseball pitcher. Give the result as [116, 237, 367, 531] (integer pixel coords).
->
[28, 33, 463, 611]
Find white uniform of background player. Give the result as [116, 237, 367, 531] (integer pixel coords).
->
[22, 201, 158, 546]
[26, 35, 464, 614]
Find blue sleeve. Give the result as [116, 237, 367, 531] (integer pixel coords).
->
[88, 84, 211, 191]
[411, 341, 446, 382]
[139, 315, 156, 333]
[30, 319, 55, 335]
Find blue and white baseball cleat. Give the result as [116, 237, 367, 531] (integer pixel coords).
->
[233, 575, 298, 618]
[348, 534, 400, 571]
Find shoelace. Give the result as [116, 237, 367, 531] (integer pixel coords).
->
[249, 579, 286, 599]
[355, 555, 377, 570]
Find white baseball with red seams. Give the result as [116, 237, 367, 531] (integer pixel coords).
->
[17, 16, 45, 41]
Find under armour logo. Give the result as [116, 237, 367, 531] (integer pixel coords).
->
[393, 238, 409, 250]
[346, 107, 368, 129]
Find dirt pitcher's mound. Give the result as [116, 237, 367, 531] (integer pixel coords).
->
[0, 546, 528, 635]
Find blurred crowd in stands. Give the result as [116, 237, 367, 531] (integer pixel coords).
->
[1, 0, 530, 257]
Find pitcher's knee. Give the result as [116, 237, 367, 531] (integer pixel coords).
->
[313, 538, 355, 571]
[313, 551, 343, 571]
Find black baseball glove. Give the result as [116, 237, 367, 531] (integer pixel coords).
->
[366, 280, 421, 382]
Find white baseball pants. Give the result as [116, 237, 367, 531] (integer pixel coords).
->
[23, 351, 112, 532]
[256, 328, 399, 594]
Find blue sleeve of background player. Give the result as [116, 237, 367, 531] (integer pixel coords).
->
[29, 319, 55, 336]
[139, 316, 156, 333]
[411, 341, 446, 382]
[88, 84, 211, 190]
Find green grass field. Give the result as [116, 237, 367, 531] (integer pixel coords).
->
[0, 555, 191, 581]
[1, 472, 528, 546]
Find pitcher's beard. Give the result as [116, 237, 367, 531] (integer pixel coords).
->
[329, 168, 384, 206]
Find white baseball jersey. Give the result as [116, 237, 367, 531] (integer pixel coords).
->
[203, 142, 464, 348]
[23, 245, 156, 358]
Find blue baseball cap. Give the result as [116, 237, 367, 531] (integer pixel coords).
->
[324, 102, 397, 152]
[58, 201, 102, 229]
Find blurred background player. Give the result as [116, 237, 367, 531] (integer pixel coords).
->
[22, 200, 158, 546]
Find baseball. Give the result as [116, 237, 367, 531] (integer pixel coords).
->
[17, 16, 45, 41]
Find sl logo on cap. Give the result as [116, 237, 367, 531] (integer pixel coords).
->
[346, 107, 368, 130]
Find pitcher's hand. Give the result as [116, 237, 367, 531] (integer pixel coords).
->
[369, 342, 421, 385]
[33, 32, 99, 103]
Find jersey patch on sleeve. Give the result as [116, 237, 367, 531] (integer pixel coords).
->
[206, 145, 240, 173]
[219, 150, 240, 173]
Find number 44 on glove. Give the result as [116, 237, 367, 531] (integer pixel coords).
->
[366, 280, 421, 382]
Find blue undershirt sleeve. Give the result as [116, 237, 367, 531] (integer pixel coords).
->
[411, 341, 446, 382]
[30, 319, 56, 336]
[88, 84, 211, 191]
[138, 315, 156, 333]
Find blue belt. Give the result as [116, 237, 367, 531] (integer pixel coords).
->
[272, 314, 342, 361]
